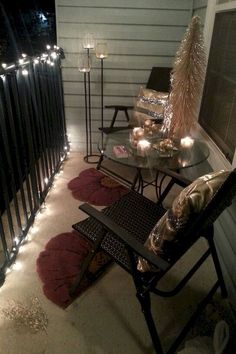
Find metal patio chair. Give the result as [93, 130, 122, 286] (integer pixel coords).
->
[102, 67, 172, 133]
[71, 168, 236, 354]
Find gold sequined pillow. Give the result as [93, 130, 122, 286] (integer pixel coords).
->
[130, 87, 169, 127]
[137, 170, 230, 272]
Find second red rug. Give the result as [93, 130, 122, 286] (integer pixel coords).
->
[68, 168, 128, 206]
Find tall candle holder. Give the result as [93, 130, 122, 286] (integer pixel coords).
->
[79, 33, 100, 163]
[95, 42, 108, 150]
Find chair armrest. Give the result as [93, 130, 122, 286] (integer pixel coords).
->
[153, 167, 192, 205]
[156, 167, 192, 188]
[79, 203, 170, 272]
[105, 105, 134, 110]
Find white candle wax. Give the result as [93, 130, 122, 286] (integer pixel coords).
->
[137, 139, 151, 156]
[180, 136, 194, 148]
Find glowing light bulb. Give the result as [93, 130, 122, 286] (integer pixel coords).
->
[14, 237, 20, 245]
[44, 177, 49, 184]
[12, 262, 23, 271]
[22, 69, 28, 75]
[31, 226, 39, 234]
[51, 52, 57, 59]
[22, 53, 27, 58]
[46, 45, 51, 50]
[34, 58, 39, 64]
[2, 63, 7, 68]
[19, 58, 24, 65]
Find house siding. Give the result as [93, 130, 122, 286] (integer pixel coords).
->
[193, 0, 208, 21]
[56, 0, 193, 150]
[191, 0, 236, 306]
[56, 0, 236, 306]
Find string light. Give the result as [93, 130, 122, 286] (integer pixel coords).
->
[14, 237, 20, 245]
[0, 45, 62, 79]
[6, 64, 15, 70]
[0, 46, 67, 287]
[12, 262, 23, 271]
[50, 52, 57, 59]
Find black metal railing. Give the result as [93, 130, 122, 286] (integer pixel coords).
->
[0, 47, 68, 284]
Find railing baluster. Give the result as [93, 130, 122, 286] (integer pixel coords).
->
[0, 49, 67, 278]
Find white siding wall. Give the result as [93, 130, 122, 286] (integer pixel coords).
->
[194, 0, 236, 306]
[56, 0, 193, 151]
[56, 0, 236, 306]
[193, 0, 208, 20]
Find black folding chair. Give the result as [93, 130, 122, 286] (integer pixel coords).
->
[71, 168, 236, 354]
[102, 67, 172, 133]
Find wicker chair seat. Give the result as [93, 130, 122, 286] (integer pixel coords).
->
[73, 191, 165, 271]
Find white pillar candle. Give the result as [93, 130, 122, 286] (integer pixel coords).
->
[137, 139, 151, 157]
[180, 136, 194, 148]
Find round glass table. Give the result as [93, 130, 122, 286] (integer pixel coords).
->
[97, 129, 210, 194]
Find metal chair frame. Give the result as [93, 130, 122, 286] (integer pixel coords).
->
[71, 168, 236, 354]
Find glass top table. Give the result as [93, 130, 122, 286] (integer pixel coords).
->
[98, 129, 210, 171]
[97, 129, 210, 195]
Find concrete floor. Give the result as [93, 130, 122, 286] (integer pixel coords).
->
[0, 152, 226, 354]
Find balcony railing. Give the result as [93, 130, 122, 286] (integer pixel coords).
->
[0, 47, 68, 284]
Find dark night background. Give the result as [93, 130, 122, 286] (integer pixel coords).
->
[0, 0, 56, 62]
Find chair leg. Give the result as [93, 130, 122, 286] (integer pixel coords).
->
[124, 108, 130, 122]
[208, 237, 228, 298]
[136, 291, 164, 354]
[109, 109, 119, 128]
[70, 229, 107, 295]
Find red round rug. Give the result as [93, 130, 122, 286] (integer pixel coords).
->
[67, 168, 128, 206]
[36, 231, 111, 308]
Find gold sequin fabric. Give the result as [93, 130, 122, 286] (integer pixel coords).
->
[138, 170, 230, 272]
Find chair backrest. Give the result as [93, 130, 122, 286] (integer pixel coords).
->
[172, 169, 236, 260]
[146, 67, 172, 92]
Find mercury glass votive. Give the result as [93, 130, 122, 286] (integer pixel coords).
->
[78, 53, 91, 72]
[83, 33, 95, 49]
[95, 42, 108, 59]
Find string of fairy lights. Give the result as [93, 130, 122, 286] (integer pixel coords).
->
[1, 44, 62, 77]
[0, 44, 71, 281]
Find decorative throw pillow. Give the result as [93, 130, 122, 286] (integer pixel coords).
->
[130, 87, 169, 127]
[137, 170, 230, 272]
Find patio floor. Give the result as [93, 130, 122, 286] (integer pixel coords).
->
[0, 152, 231, 354]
